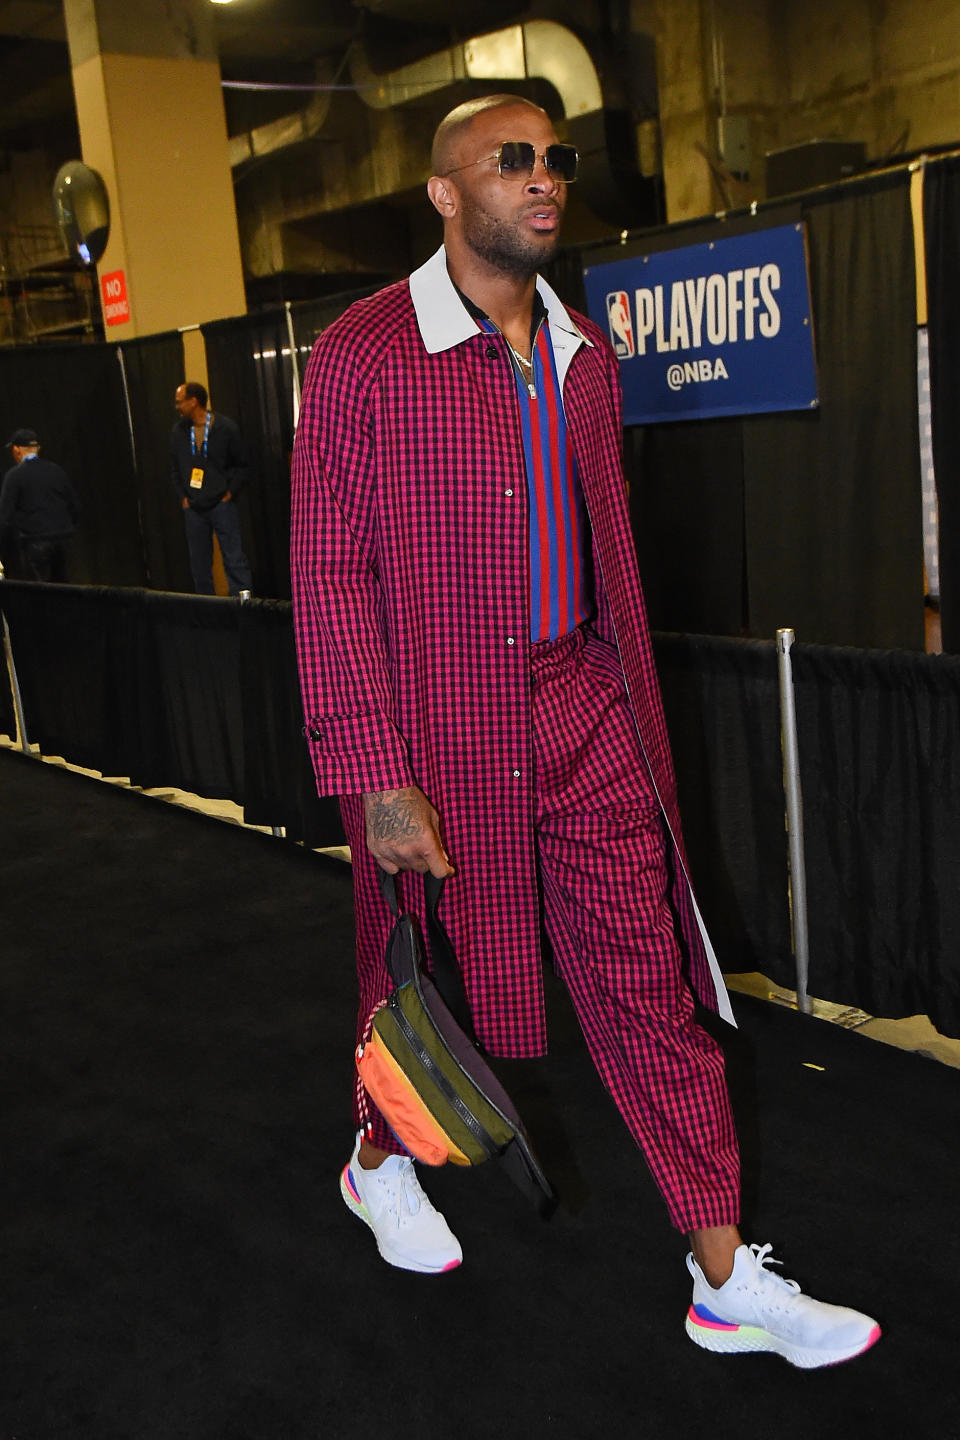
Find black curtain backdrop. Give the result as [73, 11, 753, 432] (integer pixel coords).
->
[118, 332, 191, 594]
[0, 584, 140, 774]
[0, 582, 343, 844]
[653, 633, 793, 986]
[658, 631, 960, 1037]
[240, 598, 344, 846]
[0, 343, 146, 588]
[621, 175, 922, 650]
[793, 640, 960, 1038]
[0, 582, 241, 796]
[134, 589, 245, 799]
[541, 246, 590, 315]
[0, 609, 16, 737]
[629, 420, 746, 636]
[744, 177, 922, 649]
[202, 311, 296, 600]
[923, 156, 960, 653]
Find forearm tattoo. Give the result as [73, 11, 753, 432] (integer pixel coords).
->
[366, 790, 422, 844]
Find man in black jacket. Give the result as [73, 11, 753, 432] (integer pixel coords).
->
[170, 382, 253, 595]
[0, 428, 81, 582]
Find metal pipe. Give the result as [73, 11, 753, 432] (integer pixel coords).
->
[0, 562, 30, 753]
[285, 301, 302, 427]
[116, 344, 155, 586]
[237, 587, 283, 836]
[116, 345, 138, 471]
[707, 0, 728, 116]
[776, 628, 811, 1013]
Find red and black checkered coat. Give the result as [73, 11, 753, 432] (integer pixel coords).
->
[290, 253, 725, 1059]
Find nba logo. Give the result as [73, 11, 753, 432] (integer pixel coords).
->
[606, 291, 635, 359]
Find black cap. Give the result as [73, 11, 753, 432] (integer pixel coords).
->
[7, 428, 39, 447]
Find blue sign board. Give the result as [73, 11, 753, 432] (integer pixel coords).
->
[583, 223, 818, 425]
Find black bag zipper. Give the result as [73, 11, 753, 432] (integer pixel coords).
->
[388, 995, 500, 1159]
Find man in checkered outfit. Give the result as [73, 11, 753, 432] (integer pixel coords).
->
[290, 93, 879, 1368]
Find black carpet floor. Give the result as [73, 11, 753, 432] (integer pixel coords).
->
[2, 747, 958, 1440]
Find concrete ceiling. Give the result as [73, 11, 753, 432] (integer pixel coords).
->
[0, 2, 70, 140]
[0, 0, 514, 146]
[0, 0, 653, 294]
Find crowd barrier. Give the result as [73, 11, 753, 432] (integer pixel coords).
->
[3, 579, 959, 1040]
[0, 580, 341, 849]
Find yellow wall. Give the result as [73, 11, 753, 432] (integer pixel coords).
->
[71, 52, 246, 337]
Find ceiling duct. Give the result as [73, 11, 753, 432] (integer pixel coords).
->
[230, 21, 651, 228]
[349, 21, 603, 117]
[228, 63, 333, 169]
[230, 21, 603, 170]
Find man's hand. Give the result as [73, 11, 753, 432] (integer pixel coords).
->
[362, 786, 454, 878]
[220, 491, 232, 503]
[181, 496, 189, 509]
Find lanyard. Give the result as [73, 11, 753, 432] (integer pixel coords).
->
[189, 410, 212, 458]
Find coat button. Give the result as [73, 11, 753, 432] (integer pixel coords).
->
[506, 636, 515, 646]
[512, 769, 521, 778]
[485, 345, 498, 358]
[303, 724, 322, 742]
[504, 488, 513, 497]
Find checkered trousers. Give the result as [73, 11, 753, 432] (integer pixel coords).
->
[345, 625, 740, 1233]
[530, 626, 740, 1231]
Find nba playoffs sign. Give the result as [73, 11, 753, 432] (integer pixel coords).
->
[583, 224, 818, 425]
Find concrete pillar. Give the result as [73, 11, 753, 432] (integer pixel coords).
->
[64, 0, 246, 338]
[652, 0, 717, 223]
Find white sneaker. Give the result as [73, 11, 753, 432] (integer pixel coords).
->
[339, 1137, 463, 1274]
[685, 1243, 881, 1368]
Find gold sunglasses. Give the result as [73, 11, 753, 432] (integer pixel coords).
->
[445, 141, 580, 184]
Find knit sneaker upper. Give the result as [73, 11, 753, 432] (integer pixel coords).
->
[341, 1145, 462, 1274]
[686, 1243, 880, 1366]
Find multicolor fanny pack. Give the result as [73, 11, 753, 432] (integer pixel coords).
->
[356, 870, 554, 1212]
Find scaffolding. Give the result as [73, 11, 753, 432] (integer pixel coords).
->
[0, 223, 97, 345]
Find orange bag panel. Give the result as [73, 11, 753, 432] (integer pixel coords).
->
[356, 1035, 470, 1167]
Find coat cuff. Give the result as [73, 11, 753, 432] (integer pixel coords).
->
[303, 712, 415, 797]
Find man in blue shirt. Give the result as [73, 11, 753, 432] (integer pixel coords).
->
[170, 383, 253, 595]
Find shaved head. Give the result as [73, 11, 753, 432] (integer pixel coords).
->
[426, 94, 566, 282]
[431, 94, 549, 176]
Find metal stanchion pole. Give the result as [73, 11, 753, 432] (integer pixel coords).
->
[238, 587, 285, 839]
[776, 628, 811, 1014]
[0, 562, 31, 753]
[285, 301, 302, 428]
[116, 345, 138, 470]
[116, 344, 155, 585]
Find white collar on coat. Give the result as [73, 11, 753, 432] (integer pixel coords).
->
[409, 244, 593, 391]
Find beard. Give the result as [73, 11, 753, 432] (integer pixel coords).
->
[460, 195, 561, 278]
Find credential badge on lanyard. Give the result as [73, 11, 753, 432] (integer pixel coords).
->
[189, 409, 212, 488]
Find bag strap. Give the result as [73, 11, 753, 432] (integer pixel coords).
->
[500, 1136, 556, 1216]
[377, 869, 555, 1214]
[378, 869, 476, 1039]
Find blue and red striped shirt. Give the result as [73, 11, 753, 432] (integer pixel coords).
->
[474, 303, 593, 642]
